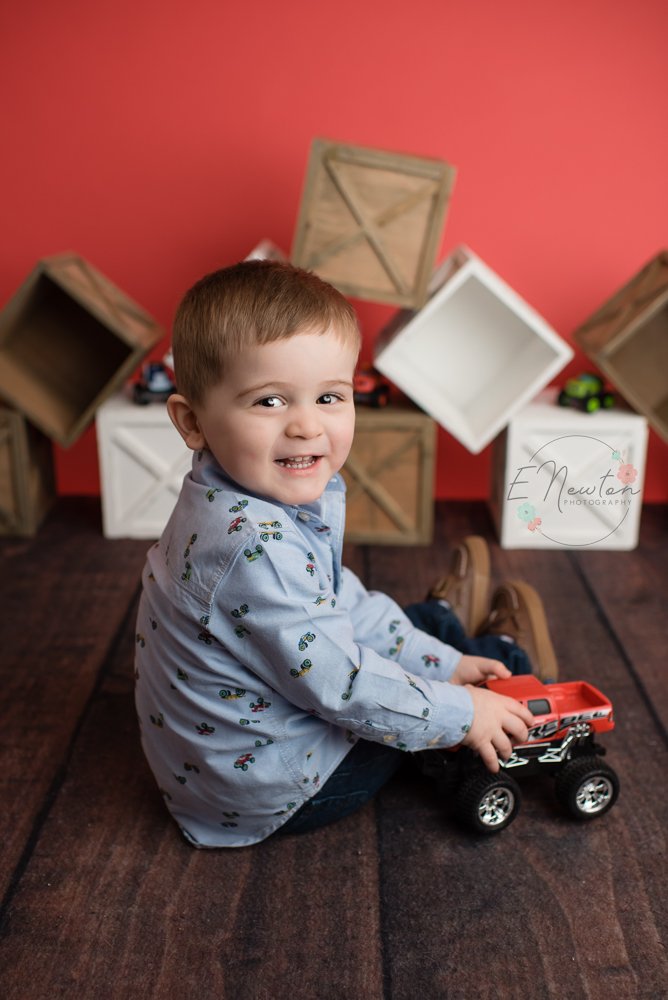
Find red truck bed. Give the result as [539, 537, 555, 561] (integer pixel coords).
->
[484, 675, 614, 738]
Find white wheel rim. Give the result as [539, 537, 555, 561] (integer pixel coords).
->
[478, 787, 514, 826]
[576, 776, 613, 814]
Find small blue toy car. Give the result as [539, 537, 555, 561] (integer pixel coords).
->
[133, 362, 176, 405]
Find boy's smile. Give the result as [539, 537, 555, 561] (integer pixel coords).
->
[169, 328, 358, 506]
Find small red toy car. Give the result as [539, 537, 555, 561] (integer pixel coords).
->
[418, 674, 619, 834]
[353, 367, 390, 407]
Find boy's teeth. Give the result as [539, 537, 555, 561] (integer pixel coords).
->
[276, 456, 316, 469]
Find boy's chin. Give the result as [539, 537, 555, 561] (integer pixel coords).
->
[228, 457, 341, 506]
[268, 469, 333, 506]
[271, 482, 326, 506]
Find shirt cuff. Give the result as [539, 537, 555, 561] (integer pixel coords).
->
[418, 681, 475, 749]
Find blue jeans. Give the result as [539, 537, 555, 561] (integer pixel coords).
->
[403, 600, 532, 676]
[278, 599, 531, 835]
[278, 736, 404, 834]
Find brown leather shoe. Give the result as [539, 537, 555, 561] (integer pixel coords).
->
[426, 536, 490, 637]
[476, 580, 559, 682]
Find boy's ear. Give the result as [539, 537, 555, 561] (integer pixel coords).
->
[167, 394, 207, 451]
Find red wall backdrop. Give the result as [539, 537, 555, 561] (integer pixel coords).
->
[1, 0, 667, 500]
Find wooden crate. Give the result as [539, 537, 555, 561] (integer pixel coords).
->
[573, 251, 668, 446]
[0, 404, 55, 536]
[291, 139, 456, 310]
[342, 404, 435, 545]
[96, 389, 192, 539]
[0, 254, 163, 448]
[374, 246, 573, 454]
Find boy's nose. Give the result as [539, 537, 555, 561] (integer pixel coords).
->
[285, 406, 324, 441]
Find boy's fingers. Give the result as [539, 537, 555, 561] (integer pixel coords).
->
[484, 660, 512, 679]
[517, 703, 535, 726]
[502, 712, 529, 746]
[492, 731, 513, 760]
[478, 742, 500, 773]
[503, 695, 534, 727]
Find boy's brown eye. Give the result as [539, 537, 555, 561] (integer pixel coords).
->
[317, 394, 337, 404]
[259, 396, 283, 407]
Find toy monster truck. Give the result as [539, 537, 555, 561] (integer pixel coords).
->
[558, 373, 614, 413]
[418, 674, 619, 834]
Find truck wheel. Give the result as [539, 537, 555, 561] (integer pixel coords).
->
[555, 757, 619, 820]
[456, 771, 522, 834]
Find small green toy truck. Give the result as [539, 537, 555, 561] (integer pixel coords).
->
[558, 373, 614, 413]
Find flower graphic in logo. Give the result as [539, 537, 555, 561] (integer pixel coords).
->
[611, 446, 638, 485]
[617, 463, 637, 485]
[517, 502, 536, 523]
[517, 502, 543, 535]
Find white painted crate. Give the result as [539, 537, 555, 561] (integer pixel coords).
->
[244, 238, 288, 262]
[96, 389, 192, 539]
[489, 389, 648, 550]
[374, 246, 574, 454]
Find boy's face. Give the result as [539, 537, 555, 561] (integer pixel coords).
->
[186, 328, 357, 506]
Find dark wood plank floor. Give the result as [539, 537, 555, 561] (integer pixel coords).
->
[1, 499, 667, 1000]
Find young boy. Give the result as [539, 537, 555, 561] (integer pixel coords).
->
[134, 261, 535, 848]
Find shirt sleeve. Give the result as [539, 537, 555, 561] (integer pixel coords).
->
[338, 564, 463, 680]
[208, 527, 473, 751]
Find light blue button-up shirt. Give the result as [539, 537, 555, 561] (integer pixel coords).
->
[135, 449, 474, 847]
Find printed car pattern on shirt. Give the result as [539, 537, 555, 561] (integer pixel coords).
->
[135, 449, 473, 848]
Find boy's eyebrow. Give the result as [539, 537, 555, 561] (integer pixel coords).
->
[236, 379, 354, 399]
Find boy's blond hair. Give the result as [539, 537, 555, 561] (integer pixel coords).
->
[172, 260, 361, 406]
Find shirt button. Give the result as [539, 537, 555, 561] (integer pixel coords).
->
[297, 512, 310, 522]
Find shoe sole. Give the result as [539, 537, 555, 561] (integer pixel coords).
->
[508, 579, 559, 682]
[465, 536, 491, 637]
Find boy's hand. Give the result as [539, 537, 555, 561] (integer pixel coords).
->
[449, 654, 511, 687]
[460, 685, 534, 773]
